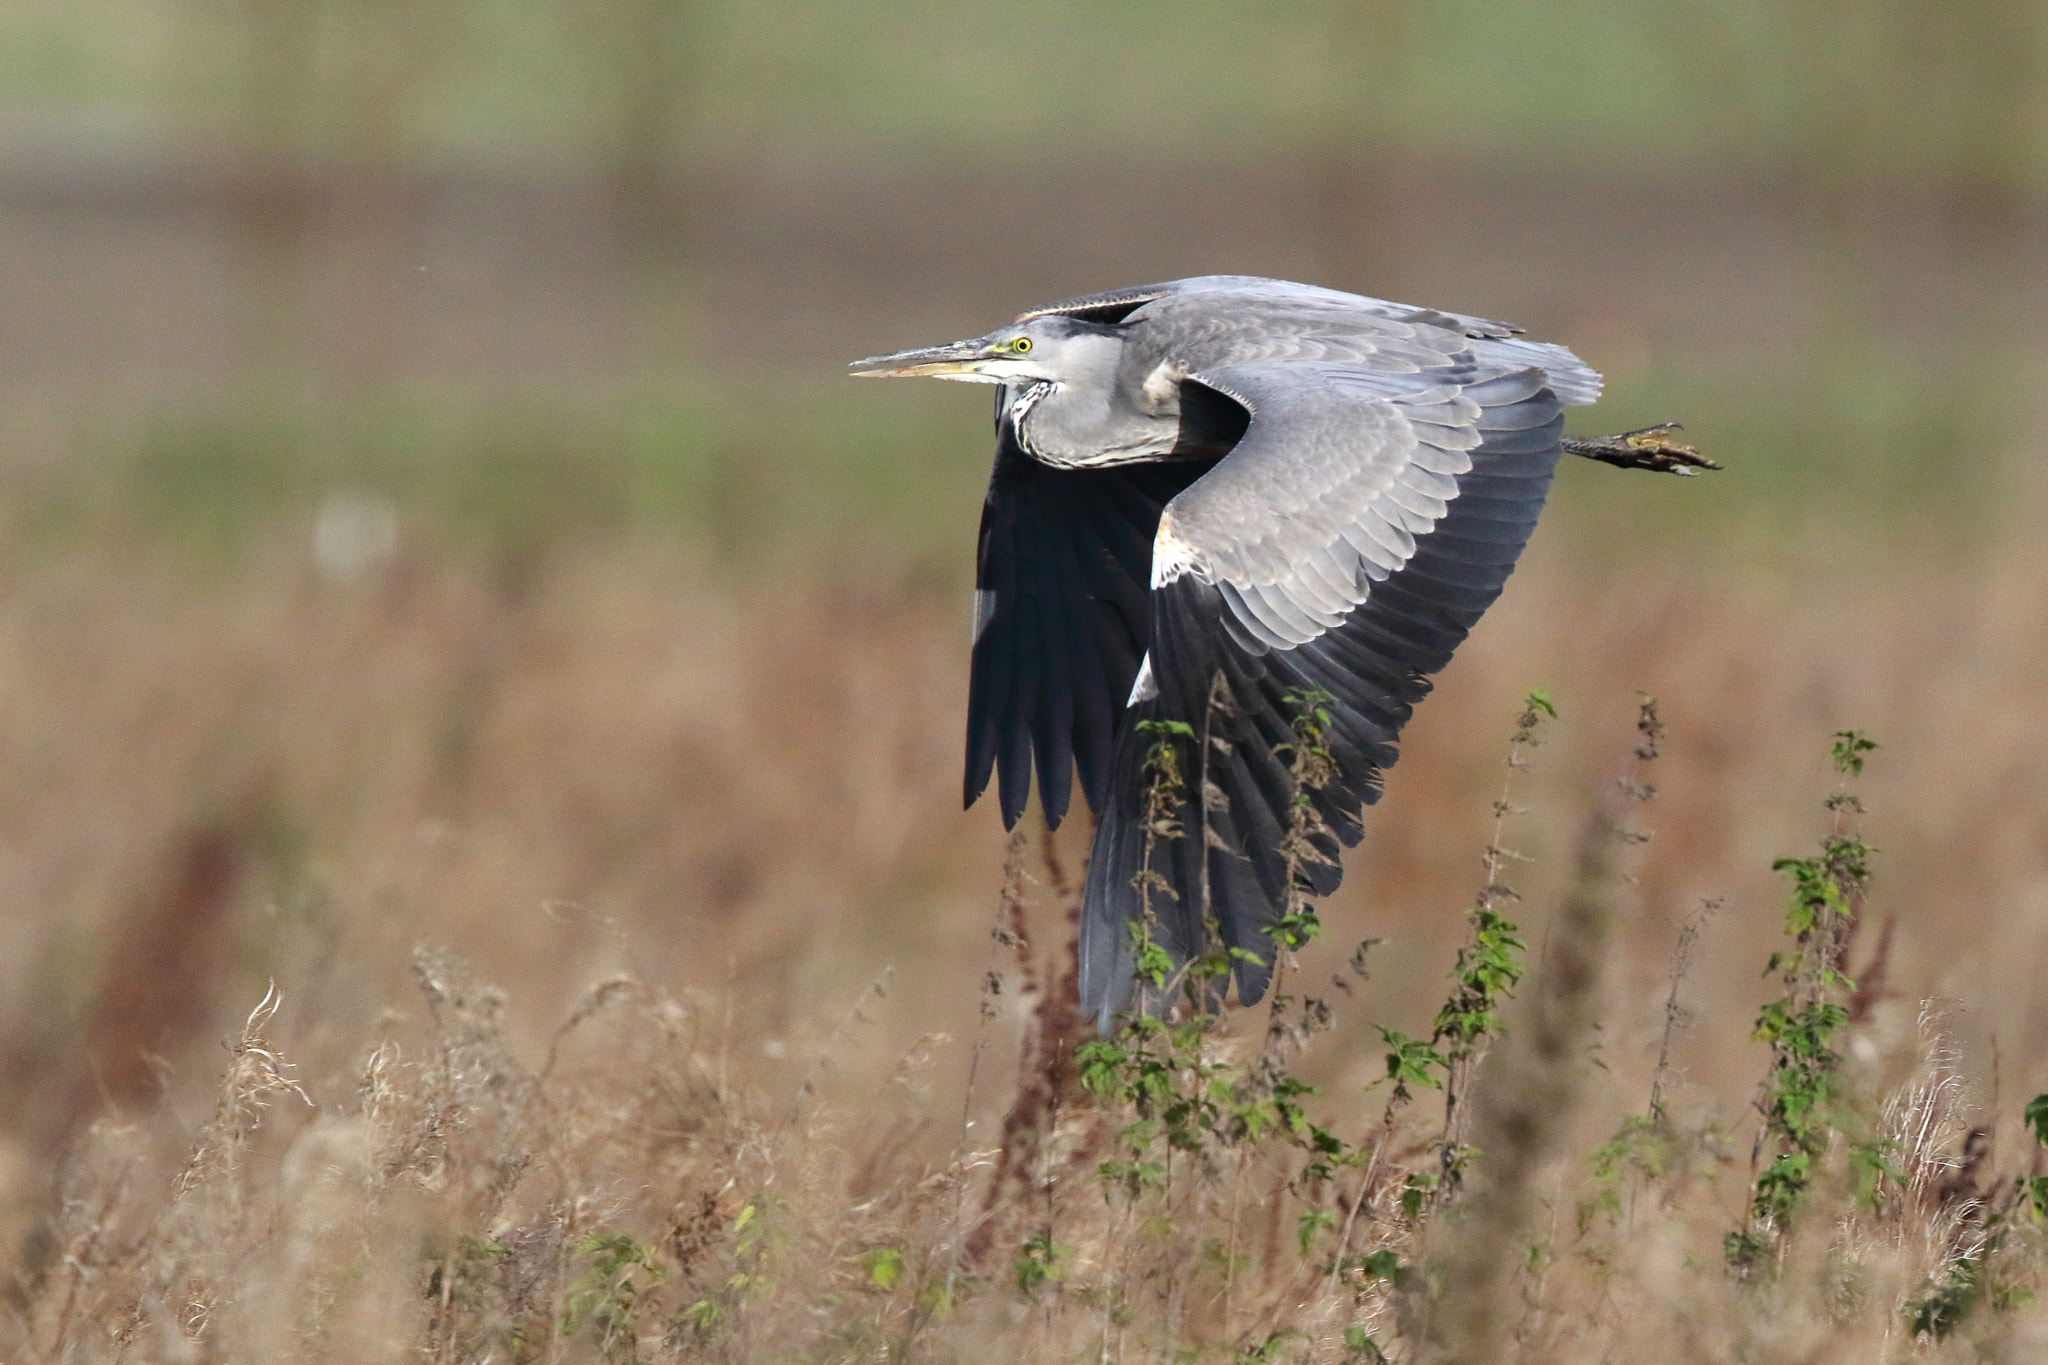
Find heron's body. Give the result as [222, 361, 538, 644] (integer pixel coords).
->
[851, 275, 1678, 1026]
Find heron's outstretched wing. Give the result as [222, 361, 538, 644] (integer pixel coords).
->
[1079, 360, 1567, 1023]
[1026, 276, 1604, 406]
[1119, 284, 1605, 407]
[966, 413, 1212, 829]
[1023, 276, 1510, 338]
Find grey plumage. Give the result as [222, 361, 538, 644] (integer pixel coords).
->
[850, 275, 1607, 1026]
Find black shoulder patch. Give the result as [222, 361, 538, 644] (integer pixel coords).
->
[1016, 286, 1172, 326]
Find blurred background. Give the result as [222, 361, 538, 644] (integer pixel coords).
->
[1, 0, 2047, 1235]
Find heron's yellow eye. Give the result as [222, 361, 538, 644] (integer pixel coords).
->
[1012, 336, 1032, 353]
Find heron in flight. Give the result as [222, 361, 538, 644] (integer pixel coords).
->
[851, 276, 1711, 1026]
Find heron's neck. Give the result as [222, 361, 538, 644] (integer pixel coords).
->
[1013, 382, 1178, 469]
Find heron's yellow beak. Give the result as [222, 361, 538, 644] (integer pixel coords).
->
[847, 339, 1003, 381]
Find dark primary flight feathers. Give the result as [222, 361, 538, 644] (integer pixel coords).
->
[849, 275, 1603, 1026]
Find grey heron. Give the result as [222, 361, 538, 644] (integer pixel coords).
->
[851, 276, 1712, 1026]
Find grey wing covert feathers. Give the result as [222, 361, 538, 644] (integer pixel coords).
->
[947, 276, 1602, 1025]
[1080, 356, 1574, 1022]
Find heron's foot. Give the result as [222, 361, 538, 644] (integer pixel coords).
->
[1564, 422, 1721, 476]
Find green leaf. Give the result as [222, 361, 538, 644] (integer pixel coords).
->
[1907, 1258, 1983, 1340]
[1399, 1172, 1435, 1221]
[1013, 1231, 1070, 1296]
[858, 1246, 906, 1291]
[1350, 1248, 1403, 1281]
[2023, 1174, 2048, 1220]
[1342, 1325, 1391, 1364]
[1830, 729, 1878, 776]
[1296, 1207, 1337, 1255]
[2025, 1094, 2048, 1148]
[1376, 1027, 1445, 1102]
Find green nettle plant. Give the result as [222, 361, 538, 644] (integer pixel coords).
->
[564, 1232, 665, 1362]
[1726, 731, 1881, 1273]
[1076, 681, 1374, 1333]
[1369, 692, 1553, 1212]
[1075, 688, 1581, 1361]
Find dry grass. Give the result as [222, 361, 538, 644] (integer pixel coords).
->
[7, 475, 2048, 1359]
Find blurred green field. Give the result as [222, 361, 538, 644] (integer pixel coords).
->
[0, 0, 2040, 571]
[7, 0, 2043, 175]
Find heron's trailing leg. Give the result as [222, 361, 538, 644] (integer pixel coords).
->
[1564, 422, 1720, 476]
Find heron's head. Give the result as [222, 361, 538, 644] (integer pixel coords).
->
[849, 315, 1119, 386]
